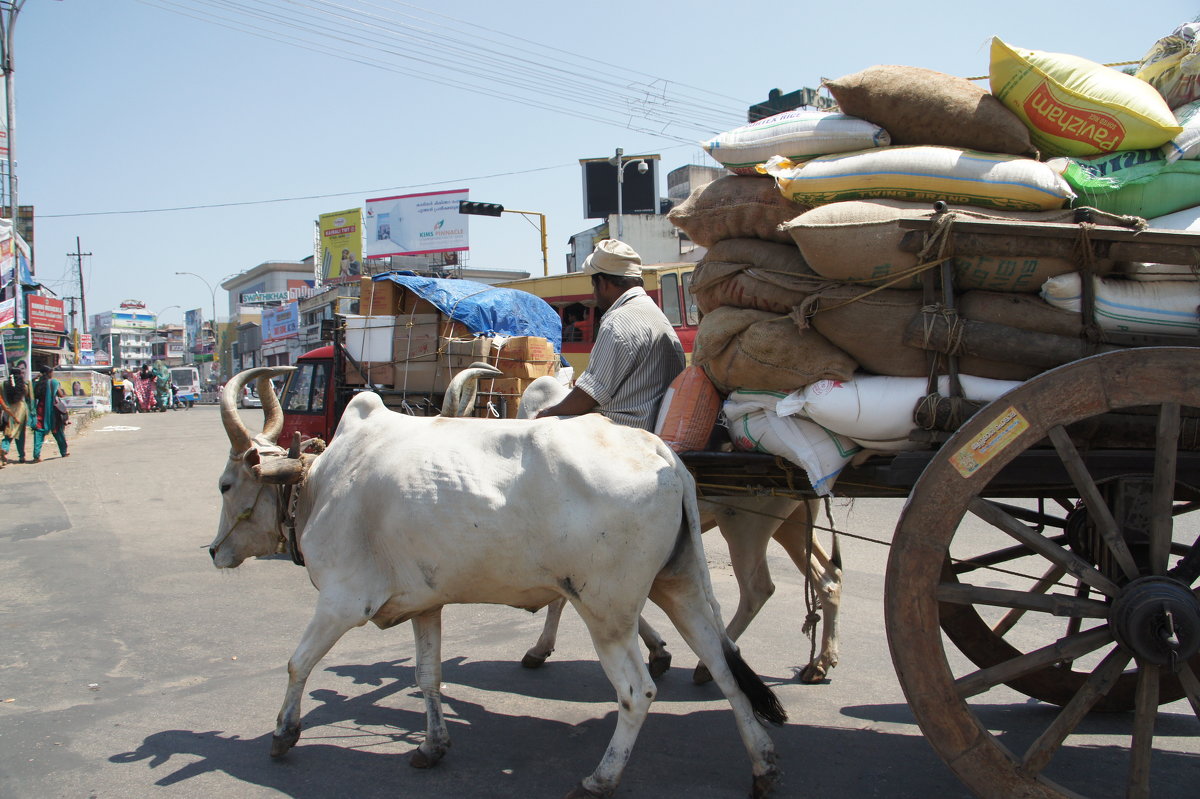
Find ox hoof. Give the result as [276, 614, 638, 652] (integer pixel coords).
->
[751, 766, 782, 798]
[692, 662, 713, 685]
[409, 743, 448, 769]
[521, 652, 548, 669]
[648, 652, 672, 679]
[564, 782, 609, 799]
[270, 726, 301, 758]
[796, 663, 828, 684]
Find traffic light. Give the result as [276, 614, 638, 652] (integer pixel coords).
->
[459, 200, 504, 217]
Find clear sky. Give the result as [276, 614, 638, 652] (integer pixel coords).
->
[12, 0, 1194, 327]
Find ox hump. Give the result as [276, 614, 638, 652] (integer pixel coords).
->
[343, 391, 387, 422]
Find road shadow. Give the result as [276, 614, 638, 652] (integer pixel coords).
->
[109, 657, 1200, 799]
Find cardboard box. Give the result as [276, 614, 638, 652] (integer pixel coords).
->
[393, 314, 472, 363]
[395, 360, 458, 394]
[493, 336, 558, 379]
[344, 360, 396, 386]
[444, 336, 496, 369]
[359, 277, 401, 316]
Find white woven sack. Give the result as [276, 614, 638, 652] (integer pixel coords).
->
[724, 389, 860, 496]
[704, 110, 890, 175]
[1164, 100, 1200, 162]
[777, 374, 1020, 451]
[1041, 273, 1200, 335]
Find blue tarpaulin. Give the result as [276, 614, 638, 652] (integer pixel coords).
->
[374, 272, 562, 352]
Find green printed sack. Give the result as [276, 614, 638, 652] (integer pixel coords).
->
[1062, 150, 1200, 219]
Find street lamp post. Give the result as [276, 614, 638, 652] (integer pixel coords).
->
[0, 2, 25, 324]
[175, 271, 218, 375]
[608, 148, 648, 240]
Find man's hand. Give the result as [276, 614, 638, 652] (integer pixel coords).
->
[535, 386, 598, 419]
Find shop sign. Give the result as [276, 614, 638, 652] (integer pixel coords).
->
[31, 330, 64, 349]
[27, 295, 65, 331]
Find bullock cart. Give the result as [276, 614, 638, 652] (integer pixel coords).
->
[683, 216, 1200, 799]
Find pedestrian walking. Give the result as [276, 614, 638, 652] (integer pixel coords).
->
[29, 365, 69, 463]
[1, 369, 30, 465]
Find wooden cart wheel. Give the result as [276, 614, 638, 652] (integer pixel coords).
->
[886, 348, 1200, 799]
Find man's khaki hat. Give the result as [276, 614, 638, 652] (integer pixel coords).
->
[582, 239, 642, 277]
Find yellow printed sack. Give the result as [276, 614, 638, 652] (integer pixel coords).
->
[760, 147, 1074, 212]
[990, 38, 1182, 157]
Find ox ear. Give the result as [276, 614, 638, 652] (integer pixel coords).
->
[242, 448, 262, 470]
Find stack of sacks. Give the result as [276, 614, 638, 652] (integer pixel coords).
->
[682, 31, 1200, 482]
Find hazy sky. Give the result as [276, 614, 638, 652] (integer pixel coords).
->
[13, 0, 1193, 325]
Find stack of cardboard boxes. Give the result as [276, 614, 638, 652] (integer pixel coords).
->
[347, 278, 559, 417]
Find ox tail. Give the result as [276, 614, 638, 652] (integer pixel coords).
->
[724, 645, 788, 726]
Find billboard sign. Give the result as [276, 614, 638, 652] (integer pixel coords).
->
[317, 208, 363, 284]
[112, 311, 156, 330]
[1, 326, 30, 377]
[365, 189, 469, 258]
[0, 296, 13, 326]
[262, 303, 299, 342]
[185, 308, 203, 353]
[27, 295, 65, 331]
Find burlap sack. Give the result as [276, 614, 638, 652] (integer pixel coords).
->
[824, 65, 1036, 156]
[704, 238, 815, 275]
[798, 285, 929, 376]
[692, 261, 823, 314]
[782, 200, 1126, 292]
[693, 307, 857, 393]
[667, 175, 805, 247]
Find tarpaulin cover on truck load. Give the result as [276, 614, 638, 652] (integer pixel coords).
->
[375, 272, 563, 352]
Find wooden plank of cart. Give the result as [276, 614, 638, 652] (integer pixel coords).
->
[682, 212, 1200, 799]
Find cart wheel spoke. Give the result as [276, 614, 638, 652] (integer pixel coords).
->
[956, 626, 1113, 699]
[938, 581, 1110, 618]
[969, 497, 1121, 597]
[1048, 425, 1141, 581]
[1128, 662, 1161, 799]
[992, 564, 1068, 637]
[1150, 404, 1181, 576]
[1020, 646, 1133, 776]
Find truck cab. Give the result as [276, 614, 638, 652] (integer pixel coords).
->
[278, 346, 336, 443]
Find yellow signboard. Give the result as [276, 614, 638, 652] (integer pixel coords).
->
[318, 208, 363, 283]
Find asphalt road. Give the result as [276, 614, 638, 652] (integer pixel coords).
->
[0, 405, 1196, 798]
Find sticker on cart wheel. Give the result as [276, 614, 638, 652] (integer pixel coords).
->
[951, 406, 1030, 478]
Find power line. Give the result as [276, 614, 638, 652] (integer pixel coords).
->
[137, 0, 748, 138]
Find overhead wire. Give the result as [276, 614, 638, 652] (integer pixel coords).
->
[138, 0, 748, 138]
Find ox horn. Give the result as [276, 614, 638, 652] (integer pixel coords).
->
[257, 367, 295, 443]
[221, 366, 294, 454]
[440, 362, 504, 417]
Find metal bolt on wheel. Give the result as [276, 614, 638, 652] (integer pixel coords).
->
[886, 348, 1200, 799]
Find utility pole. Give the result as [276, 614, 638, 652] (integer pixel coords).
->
[68, 236, 90, 333]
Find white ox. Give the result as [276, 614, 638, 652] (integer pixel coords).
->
[208, 367, 786, 799]
[516, 377, 842, 684]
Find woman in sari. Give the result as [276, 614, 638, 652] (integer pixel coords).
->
[29, 364, 68, 463]
[133, 364, 156, 411]
[1, 369, 29, 465]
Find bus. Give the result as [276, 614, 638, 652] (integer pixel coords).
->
[497, 262, 700, 373]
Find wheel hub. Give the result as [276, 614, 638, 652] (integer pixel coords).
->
[1109, 576, 1200, 667]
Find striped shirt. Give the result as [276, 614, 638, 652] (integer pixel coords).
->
[576, 286, 686, 431]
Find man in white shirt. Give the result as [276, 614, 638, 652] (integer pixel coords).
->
[536, 239, 685, 431]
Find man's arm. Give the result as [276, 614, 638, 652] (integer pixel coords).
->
[535, 385, 598, 418]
